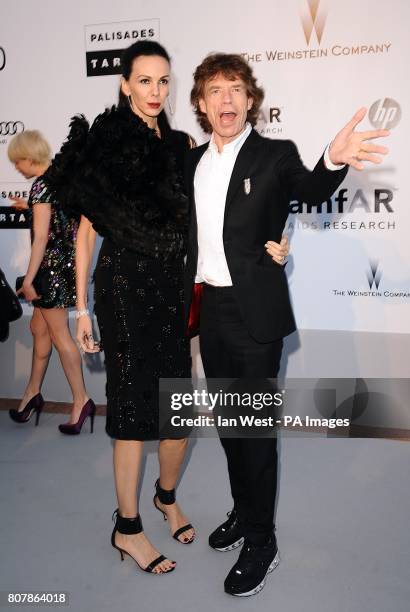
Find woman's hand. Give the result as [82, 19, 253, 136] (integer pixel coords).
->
[76, 314, 100, 353]
[9, 196, 29, 210]
[265, 234, 289, 265]
[17, 281, 40, 302]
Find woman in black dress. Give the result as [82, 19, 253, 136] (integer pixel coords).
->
[46, 41, 194, 575]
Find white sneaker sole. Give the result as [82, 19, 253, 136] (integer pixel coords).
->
[213, 537, 244, 552]
[227, 550, 280, 597]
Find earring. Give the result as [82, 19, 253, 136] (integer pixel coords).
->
[167, 97, 174, 116]
[128, 95, 133, 110]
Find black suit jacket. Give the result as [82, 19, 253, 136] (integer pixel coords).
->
[184, 129, 348, 343]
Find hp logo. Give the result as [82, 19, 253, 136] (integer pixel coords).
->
[369, 98, 401, 130]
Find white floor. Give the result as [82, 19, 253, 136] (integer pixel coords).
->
[1, 410, 409, 612]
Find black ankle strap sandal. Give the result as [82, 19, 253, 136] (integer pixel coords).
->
[111, 509, 176, 574]
[153, 479, 195, 544]
[112, 508, 143, 534]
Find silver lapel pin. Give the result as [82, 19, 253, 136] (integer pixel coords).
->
[243, 177, 251, 195]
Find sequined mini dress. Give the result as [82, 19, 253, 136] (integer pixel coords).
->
[28, 177, 77, 309]
[45, 105, 191, 440]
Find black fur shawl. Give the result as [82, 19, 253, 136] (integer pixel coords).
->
[45, 106, 189, 261]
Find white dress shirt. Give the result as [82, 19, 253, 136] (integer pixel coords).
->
[194, 123, 252, 286]
[194, 125, 344, 286]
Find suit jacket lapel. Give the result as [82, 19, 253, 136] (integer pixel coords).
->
[224, 129, 262, 220]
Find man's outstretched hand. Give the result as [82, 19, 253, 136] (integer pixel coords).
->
[329, 107, 390, 171]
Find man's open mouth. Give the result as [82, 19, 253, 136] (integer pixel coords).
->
[220, 111, 237, 123]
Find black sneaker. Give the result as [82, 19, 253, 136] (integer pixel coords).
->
[224, 534, 280, 597]
[208, 509, 245, 552]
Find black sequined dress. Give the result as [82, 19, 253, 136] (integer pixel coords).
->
[28, 177, 78, 309]
[45, 106, 191, 440]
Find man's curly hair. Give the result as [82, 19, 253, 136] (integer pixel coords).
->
[190, 53, 264, 134]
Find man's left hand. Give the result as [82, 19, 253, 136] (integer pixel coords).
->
[329, 107, 390, 171]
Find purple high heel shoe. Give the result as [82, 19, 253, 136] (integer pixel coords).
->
[9, 393, 44, 426]
[58, 399, 96, 435]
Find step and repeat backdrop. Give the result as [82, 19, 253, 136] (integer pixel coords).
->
[0, 0, 409, 406]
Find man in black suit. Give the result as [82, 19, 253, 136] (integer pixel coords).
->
[184, 53, 389, 597]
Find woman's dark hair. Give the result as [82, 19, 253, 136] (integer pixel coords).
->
[118, 40, 172, 134]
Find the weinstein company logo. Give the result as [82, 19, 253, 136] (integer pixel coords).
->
[367, 260, 382, 290]
[242, 2, 391, 64]
[301, 0, 327, 46]
[369, 98, 401, 130]
[332, 259, 409, 299]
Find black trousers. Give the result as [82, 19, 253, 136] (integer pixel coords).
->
[199, 284, 283, 545]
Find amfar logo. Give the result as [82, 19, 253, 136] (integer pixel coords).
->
[369, 98, 401, 130]
[367, 260, 382, 290]
[0, 121, 25, 136]
[0, 47, 5, 71]
[300, 0, 327, 46]
[257, 107, 284, 136]
[289, 188, 394, 215]
[269, 108, 281, 123]
[258, 107, 282, 123]
[84, 19, 160, 77]
[287, 188, 397, 232]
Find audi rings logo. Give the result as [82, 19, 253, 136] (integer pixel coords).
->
[0, 121, 25, 136]
[0, 47, 5, 71]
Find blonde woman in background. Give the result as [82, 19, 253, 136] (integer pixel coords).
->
[7, 131, 95, 433]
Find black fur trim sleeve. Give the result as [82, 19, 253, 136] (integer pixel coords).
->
[44, 106, 188, 261]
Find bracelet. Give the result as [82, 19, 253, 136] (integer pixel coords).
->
[75, 308, 90, 319]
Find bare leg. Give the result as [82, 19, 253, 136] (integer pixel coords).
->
[113, 440, 176, 573]
[113, 439, 143, 517]
[18, 307, 52, 412]
[40, 307, 88, 422]
[156, 438, 195, 542]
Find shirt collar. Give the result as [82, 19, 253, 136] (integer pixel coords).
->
[208, 122, 252, 155]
